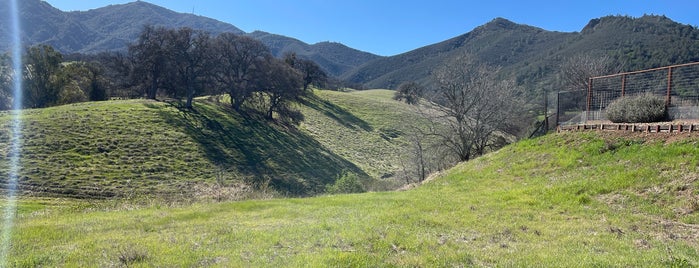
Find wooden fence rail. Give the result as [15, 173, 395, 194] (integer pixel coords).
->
[558, 123, 699, 133]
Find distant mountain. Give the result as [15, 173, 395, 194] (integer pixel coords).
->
[67, 1, 245, 53]
[248, 31, 380, 77]
[344, 16, 699, 90]
[4, 1, 698, 87]
[0, 0, 380, 78]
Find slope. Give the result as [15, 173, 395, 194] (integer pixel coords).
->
[4, 131, 698, 266]
[0, 90, 428, 199]
[343, 18, 572, 89]
[68, 1, 245, 53]
[346, 16, 699, 91]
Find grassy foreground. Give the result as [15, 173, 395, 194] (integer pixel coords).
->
[3, 131, 699, 266]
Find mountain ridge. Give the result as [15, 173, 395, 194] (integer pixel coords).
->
[345, 15, 699, 90]
[3, 1, 699, 87]
[0, 0, 380, 78]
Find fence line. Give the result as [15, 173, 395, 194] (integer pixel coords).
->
[558, 123, 699, 133]
[585, 62, 699, 122]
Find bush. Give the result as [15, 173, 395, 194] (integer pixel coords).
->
[393, 81, 423, 105]
[326, 172, 365, 194]
[605, 94, 667, 123]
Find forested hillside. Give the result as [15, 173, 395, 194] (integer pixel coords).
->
[0, 0, 379, 78]
[345, 16, 699, 91]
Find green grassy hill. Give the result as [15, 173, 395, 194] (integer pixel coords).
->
[0, 90, 426, 199]
[4, 131, 699, 266]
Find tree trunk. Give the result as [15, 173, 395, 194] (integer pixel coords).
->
[186, 90, 194, 109]
[147, 75, 158, 99]
[185, 80, 195, 109]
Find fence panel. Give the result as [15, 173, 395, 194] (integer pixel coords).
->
[583, 62, 699, 122]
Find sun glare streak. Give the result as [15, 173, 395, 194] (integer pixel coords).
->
[1, 0, 23, 263]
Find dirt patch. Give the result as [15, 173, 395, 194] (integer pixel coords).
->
[654, 219, 699, 246]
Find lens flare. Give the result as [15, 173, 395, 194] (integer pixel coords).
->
[1, 0, 23, 263]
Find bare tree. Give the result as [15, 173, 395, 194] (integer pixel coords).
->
[430, 53, 523, 162]
[166, 27, 213, 109]
[212, 33, 271, 111]
[393, 81, 424, 105]
[128, 25, 170, 100]
[556, 54, 622, 122]
[257, 59, 304, 120]
[283, 52, 327, 90]
[561, 54, 620, 92]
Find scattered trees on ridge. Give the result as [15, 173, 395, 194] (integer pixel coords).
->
[0, 26, 328, 123]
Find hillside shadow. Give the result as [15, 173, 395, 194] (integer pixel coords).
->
[300, 95, 373, 131]
[146, 101, 368, 195]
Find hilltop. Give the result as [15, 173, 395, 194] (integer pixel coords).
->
[4, 1, 699, 85]
[0, 90, 430, 199]
[5, 131, 698, 266]
[345, 16, 699, 90]
[0, 0, 380, 78]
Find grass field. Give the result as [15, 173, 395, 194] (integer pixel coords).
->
[0, 89, 429, 199]
[3, 131, 698, 266]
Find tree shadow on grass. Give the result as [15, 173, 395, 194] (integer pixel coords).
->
[299, 94, 373, 131]
[145, 101, 367, 196]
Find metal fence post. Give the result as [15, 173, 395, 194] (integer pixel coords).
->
[666, 67, 673, 106]
[586, 77, 592, 122]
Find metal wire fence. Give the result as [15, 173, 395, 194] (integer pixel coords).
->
[556, 62, 699, 125]
[588, 62, 699, 121]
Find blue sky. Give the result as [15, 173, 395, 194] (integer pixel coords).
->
[45, 0, 699, 56]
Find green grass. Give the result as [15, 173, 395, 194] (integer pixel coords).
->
[0, 90, 432, 198]
[3, 131, 698, 266]
[300, 89, 435, 185]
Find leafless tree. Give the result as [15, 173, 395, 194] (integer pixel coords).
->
[556, 54, 622, 121]
[561, 54, 621, 92]
[128, 25, 170, 100]
[430, 53, 524, 162]
[212, 33, 271, 111]
[283, 52, 327, 90]
[256, 59, 304, 120]
[393, 81, 424, 105]
[166, 27, 213, 109]
[397, 115, 457, 184]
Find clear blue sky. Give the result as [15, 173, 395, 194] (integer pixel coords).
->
[44, 0, 699, 56]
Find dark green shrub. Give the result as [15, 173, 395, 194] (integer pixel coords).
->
[326, 172, 365, 194]
[605, 94, 667, 123]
